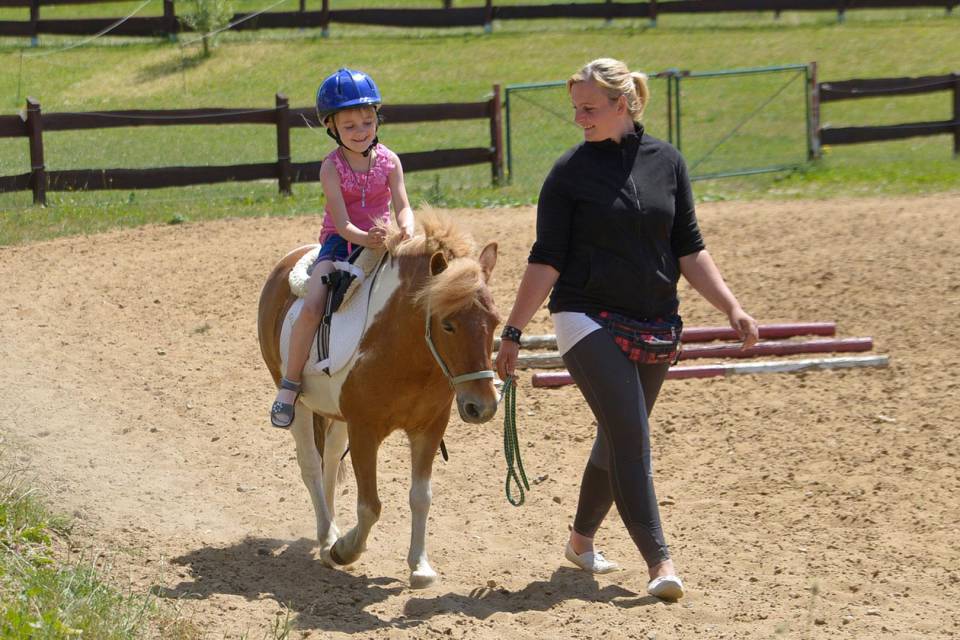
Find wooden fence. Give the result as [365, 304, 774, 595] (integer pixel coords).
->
[1, 0, 957, 39]
[0, 88, 504, 205]
[813, 73, 960, 156]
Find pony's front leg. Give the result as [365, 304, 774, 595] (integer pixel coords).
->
[406, 426, 445, 589]
[289, 409, 336, 558]
[329, 428, 381, 567]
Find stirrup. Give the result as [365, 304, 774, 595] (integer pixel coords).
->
[270, 377, 302, 429]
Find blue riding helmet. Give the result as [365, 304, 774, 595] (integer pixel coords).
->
[316, 68, 382, 124]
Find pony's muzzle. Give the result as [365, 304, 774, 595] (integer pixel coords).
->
[456, 392, 498, 424]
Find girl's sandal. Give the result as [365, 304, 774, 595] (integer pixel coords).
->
[270, 377, 302, 429]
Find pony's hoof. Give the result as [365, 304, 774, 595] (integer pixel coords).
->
[330, 538, 359, 567]
[409, 567, 438, 589]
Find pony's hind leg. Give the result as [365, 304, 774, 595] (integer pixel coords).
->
[330, 425, 381, 567]
[406, 426, 444, 589]
[289, 408, 337, 563]
[319, 420, 348, 558]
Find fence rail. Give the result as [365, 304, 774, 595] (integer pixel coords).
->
[814, 73, 960, 155]
[0, 88, 505, 205]
[2, 0, 957, 39]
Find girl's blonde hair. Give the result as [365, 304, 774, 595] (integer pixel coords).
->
[567, 58, 650, 122]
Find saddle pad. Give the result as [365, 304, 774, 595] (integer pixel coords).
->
[289, 245, 386, 306]
[283, 251, 388, 376]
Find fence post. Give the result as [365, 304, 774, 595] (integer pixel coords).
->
[953, 73, 960, 157]
[837, 0, 846, 23]
[29, 0, 39, 46]
[443, 0, 452, 7]
[604, 0, 613, 25]
[808, 61, 821, 160]
[649, 0, 658, 28]
[321, 0, 330, 38]
[163, 0, 177, 41]
[484, 0, 493, 33]
[665, 71, 674, 145]
[489, 84, 504, 184]
[276, 93, 292, 195]
[26, 97, 46, 206]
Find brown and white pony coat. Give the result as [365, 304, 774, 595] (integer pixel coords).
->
[257, 213, 500, 588]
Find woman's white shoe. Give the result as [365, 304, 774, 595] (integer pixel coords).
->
[647, 575, 684, 600]
[564, 541, 620, 574]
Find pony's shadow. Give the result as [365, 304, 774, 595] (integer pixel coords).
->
[154, 538, 663, 632]
[403, 567, 662, 622]
[154, 537, 415, 634]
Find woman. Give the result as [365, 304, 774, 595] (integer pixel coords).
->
[495, 58, 759, 601]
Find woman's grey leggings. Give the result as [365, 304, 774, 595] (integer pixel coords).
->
[562, 328, 671, 568]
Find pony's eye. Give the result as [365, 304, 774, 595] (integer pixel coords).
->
[441, 320, 455, 333]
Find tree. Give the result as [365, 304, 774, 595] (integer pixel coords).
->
[179, 0, 234, 58]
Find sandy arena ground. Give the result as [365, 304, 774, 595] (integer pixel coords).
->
[1, 194, 959, 639]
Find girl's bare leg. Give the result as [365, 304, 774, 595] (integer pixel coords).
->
[274, 261, 335, 409]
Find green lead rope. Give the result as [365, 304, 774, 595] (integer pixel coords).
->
[502, 376, 530, 506]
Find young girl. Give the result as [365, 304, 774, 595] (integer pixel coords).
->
[271, 68, 415, 428]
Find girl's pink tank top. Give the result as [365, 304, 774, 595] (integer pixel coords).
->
[319, 143, 396, 243]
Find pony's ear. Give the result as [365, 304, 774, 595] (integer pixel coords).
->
[478, 242, 498, 282]
[430, 251, 448, 276]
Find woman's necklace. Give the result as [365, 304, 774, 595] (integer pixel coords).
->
[340, 147, 374, 207]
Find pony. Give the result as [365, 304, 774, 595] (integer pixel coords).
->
[257, 212, 501, 588]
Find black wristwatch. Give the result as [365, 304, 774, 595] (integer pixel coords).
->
[501, 325, 523, 344]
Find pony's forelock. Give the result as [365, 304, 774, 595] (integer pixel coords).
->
[413, 258, 487, 317]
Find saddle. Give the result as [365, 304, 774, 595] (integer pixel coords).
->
[288, 246, 387, 374]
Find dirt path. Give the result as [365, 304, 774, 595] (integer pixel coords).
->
[1, 194, 958, 639]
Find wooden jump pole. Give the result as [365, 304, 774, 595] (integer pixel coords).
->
[516, 337, 874, 370]
[494, 322, 837, 351]
[532, 355, 890, 388]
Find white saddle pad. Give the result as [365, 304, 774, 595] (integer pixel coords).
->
[283, 249, 388, 376]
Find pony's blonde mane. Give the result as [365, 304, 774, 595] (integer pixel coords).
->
[379, 208, 488, 318]
[384, 207, 475, 260]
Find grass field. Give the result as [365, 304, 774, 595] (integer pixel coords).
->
[0, 3, 958, 244]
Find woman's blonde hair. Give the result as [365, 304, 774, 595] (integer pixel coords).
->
[567, 58, 649, 122]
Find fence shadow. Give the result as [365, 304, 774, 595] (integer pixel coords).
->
[153, 537, 658, 634]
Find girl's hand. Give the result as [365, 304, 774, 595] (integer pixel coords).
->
[366, 227, 386, 248]
[400, 224, 415, 241]
[496, 339, 520, 381]
[729, 307, 759, 350]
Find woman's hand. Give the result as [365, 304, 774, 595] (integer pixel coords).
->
[729, 306, 759, 350]
[496, 339, 520, 381]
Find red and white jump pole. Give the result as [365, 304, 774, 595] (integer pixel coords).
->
[494, 322, 836, 351]
[515, 337, 873, 370]
[532, 354, 890, 388]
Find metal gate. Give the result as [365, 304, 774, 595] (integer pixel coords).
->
[505, 63, 813, 191]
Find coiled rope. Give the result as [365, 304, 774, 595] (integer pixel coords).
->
[502, 376, 530, 506]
